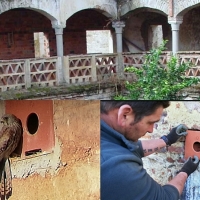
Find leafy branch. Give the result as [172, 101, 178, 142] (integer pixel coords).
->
[115, 40, 200, 100]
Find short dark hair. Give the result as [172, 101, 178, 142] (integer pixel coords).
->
[101, 101, 170, 124]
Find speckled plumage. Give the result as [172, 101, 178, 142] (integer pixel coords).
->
[0, 114, 22, 200]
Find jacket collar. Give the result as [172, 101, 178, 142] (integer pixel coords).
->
[101, 119, 140, 152]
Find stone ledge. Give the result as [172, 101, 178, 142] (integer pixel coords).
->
[0, 81, 121, 100]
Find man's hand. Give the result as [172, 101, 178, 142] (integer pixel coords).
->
[166, 124, 188, 145]
[179, 156, 199, 177]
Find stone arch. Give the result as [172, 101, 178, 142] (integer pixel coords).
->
[63, 8, 114, 55]
[177, 3, 200, 51]
[121, 0, 168, 17]
[0, 1, 59, 22]
[176, 1, 200, 17]
[0, 8, 58, 59]
[123, 7, 170, 52]
[63, 0, 117, 20]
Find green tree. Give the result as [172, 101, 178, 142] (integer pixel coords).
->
[115, 41, 199, 100]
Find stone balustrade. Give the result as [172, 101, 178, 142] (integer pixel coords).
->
[0, 57, 58, 91]
[0, 52, 200, 92]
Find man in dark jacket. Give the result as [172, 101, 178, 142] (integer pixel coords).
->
[101, 101, 199, 200]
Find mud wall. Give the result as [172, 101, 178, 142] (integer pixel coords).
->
[6, 100, 100, 200]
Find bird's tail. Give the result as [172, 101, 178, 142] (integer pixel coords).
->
[0, 159, 12, 200]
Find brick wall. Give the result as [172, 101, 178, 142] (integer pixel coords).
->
[64, 9, 111, 55]
[0, 8, 54, 59]
[0, 8, 111, 59]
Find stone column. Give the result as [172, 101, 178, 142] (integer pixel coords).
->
[52, 21, 65, 57]
[112, 20, 125, 53]
[51, 21, 65, 84]
[168, 16, 183, 54]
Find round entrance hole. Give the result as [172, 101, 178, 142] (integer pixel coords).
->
[27, 113, 39, 134]
[193, 142, 200, 152]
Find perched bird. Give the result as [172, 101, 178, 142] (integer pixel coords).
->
[0, 114, 22, 200]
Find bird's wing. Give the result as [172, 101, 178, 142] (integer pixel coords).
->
[0, 158, 6, 200]
[4, 159, 12, 199]
[0, 115, 22, 200]
[0, 127, 14, 158]
[0, 159, 12, 200]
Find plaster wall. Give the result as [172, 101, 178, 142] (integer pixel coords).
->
[123, 12, 171, 52]
[122, 0, 169, 16]
[87, 30, 113, 54]
[0, 0, 59, 21]
[122, 0, 200, 17]
[142, 101, 200, 185]
[2, 100, 100, 200]
[123, 15, 145, 52]
[149, 25, 163, 49]
[5, 0, 200, 23]
[60, 0, 116, 20]
[175, 0, 200, 16]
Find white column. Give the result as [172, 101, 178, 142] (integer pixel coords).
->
[112, 21, 125, 53]
[54, 27, 64, 57]
[51, 21, 65, 84]
[168, 17, 183, 54]
[51, 21, 65, 57]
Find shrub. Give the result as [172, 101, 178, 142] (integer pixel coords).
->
[115, 41, 199, 100]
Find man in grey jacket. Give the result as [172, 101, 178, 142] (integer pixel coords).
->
[101, 101, 199, 200]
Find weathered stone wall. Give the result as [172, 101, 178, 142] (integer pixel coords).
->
[2, 100, 100, 200]
[142, 101, 200, 185]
